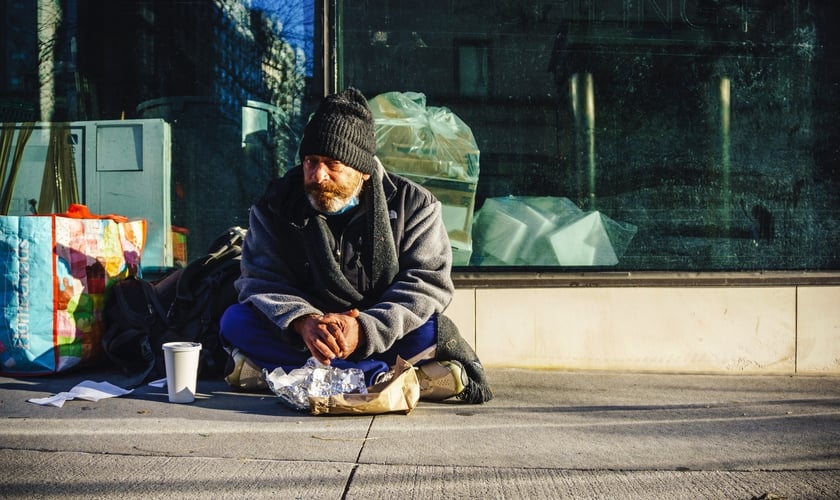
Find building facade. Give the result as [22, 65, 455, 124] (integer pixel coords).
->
[2, 0, 838, 373]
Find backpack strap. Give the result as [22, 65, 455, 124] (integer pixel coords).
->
[173, 226, 244, 305]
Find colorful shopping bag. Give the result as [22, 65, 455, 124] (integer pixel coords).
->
[0, 211, 145, 375]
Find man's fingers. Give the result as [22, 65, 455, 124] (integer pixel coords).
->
[321, 323, 348, 358]
[316, 323, 342, 356]
[334, 333, 348, 356]
[321, 313, 354, 356]
[302, 324, 341, 363]
[309, 312, 359, 360]
[309, 337, 336, 364]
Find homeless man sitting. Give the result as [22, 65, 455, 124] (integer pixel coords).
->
[219, 87, 493, 404]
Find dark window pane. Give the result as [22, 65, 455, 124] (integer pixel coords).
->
[341, 0, 840, 271]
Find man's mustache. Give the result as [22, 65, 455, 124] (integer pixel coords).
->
[306, 182, 342, 197]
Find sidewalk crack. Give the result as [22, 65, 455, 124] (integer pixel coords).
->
[341, 416, 374, 499]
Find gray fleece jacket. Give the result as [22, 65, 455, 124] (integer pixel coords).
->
[235, 162, 455, 359]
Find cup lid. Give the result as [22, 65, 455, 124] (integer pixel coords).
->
[162, 341, 202, 351]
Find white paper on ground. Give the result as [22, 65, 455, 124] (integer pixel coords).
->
[27, 380, 133, 408]
[148, 378, 167, 388]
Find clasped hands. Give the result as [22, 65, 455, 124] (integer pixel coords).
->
[293, 308, 362, 365]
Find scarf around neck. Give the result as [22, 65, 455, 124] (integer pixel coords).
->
[299, 162, 399, 310]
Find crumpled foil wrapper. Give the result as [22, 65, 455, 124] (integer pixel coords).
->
[265, 357, 367, 412]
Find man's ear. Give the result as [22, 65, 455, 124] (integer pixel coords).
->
[362, 173, 371, 181]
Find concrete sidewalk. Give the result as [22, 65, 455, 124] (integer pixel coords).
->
[1, 367, 839, 499]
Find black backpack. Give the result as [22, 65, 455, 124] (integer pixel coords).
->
[102, 226, 246, 387]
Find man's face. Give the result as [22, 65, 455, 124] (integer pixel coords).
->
[303, 155, 369, 213]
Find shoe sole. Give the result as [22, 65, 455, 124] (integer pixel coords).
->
[418, 360, 468, 401]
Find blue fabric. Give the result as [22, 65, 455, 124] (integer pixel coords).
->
[220, 303, 436, 385]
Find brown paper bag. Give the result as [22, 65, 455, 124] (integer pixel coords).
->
[309, 357, 420, 415]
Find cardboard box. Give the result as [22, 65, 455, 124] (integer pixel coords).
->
[451, 238, 473, 266]
[377, 142, 479, 181]
[382, 155, 477, 182]
[397, 171, 477, 264]
[375, 121, 480, 182]
[371, 92, 480, 266]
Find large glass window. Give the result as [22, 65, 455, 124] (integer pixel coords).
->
[341, 0, 840, 271]
[1, 0, 319, 267]
[1, 1, 837, 273]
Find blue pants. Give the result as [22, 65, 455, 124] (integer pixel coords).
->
[219, 303, 437, 385]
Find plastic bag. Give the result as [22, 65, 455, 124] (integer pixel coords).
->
[1, 208, 146, 374]
[369, 91, 479, 182]
[471, 196, 637, 266]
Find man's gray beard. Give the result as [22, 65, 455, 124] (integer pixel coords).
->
[307, 191, 353, 213]
[306, 175, 364, 214]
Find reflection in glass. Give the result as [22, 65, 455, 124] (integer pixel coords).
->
[0, 0, 314, 262]
[2, 1, 838, 271]
[341, 0, 839, 271]
[570, 72, 596, 211]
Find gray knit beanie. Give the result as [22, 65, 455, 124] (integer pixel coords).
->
[299, 87, 378, 175]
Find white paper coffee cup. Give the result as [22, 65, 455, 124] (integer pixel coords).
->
[162, 342, 202, 403]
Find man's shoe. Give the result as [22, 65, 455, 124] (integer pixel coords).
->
[224, 348, 268, 391]
[435, 315, 494, 404]
[416, 360, 468, 401]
